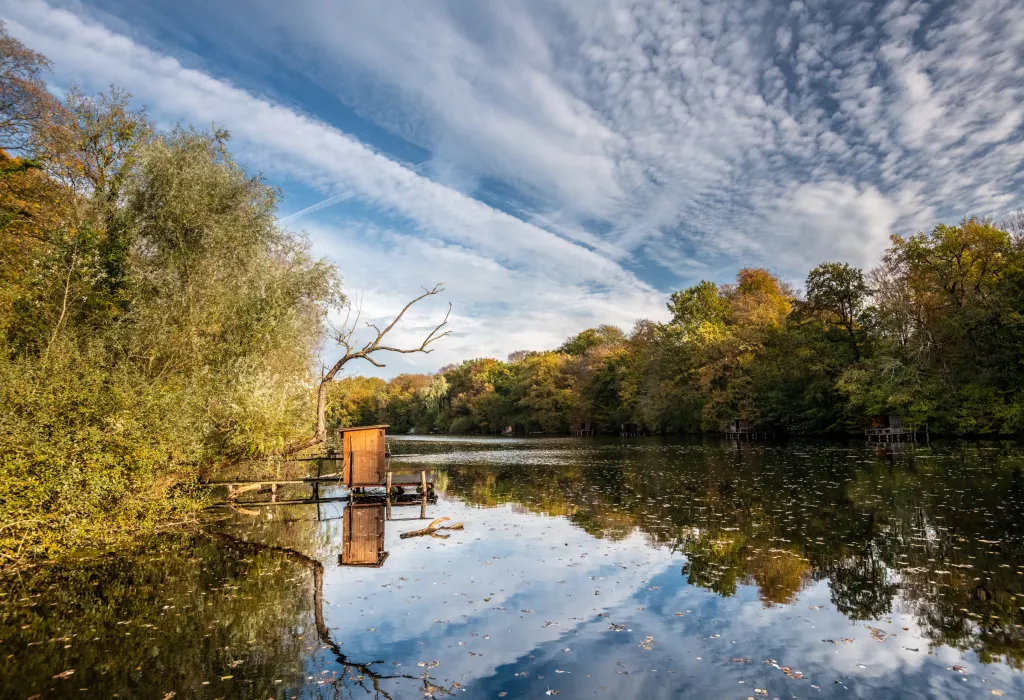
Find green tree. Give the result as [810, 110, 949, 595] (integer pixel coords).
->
[804, 261, 870, 360]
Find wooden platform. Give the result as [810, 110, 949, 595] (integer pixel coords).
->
[207, 466, 436, 507]
[725, 430, 775, 439]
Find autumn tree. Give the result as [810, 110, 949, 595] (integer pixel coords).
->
[0, 21, 61, 152]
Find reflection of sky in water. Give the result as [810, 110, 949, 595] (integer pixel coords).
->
[310, 491, 1024, 699]
[5, 437, 1024, 699]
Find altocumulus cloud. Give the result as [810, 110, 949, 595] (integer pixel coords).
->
[2, 0, 1022, 373]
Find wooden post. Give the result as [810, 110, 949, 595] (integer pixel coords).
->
[385, 472, 393, 521]
[271, 483, 278, 503]
[420, 470, 428, 519]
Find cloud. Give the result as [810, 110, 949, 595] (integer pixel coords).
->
[3, 0, 1022, 372]
[1, 0, 667, 374]
[159, 0, 1018, 273]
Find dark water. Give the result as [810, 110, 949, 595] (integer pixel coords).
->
[4, 437, 1024, 699]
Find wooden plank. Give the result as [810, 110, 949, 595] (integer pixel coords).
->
[205, 477, 349, 486]
[210, 496, 350, 508]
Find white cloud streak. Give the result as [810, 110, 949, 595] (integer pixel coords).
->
[164, 0, 1021, 273]
[3, 0, 1022, 372]
[1, 0, 668, 373]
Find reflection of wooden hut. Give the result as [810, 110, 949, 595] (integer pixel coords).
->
[335, 425, 388, 486]
[866, 415, 907, 441]
[340, 502, 387, 567]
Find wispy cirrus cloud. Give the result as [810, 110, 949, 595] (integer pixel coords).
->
[1, 0, 667, 373]
[2, 0, 1022, 373]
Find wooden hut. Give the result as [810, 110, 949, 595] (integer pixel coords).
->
[339, 502, 387, 567]
[866, 414, 907, 441]
[334, 425, 389, 486]
[574, 421, 595, 437]
[725, 418, 772, 439]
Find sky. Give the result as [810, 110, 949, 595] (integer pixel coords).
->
[2, 0, 1022, 377]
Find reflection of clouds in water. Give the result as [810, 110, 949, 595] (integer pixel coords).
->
[315, 493, 1024, 699]
[322, 497, 678, 682]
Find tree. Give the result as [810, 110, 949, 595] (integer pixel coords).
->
[0, 21, 61, 152]
[282, 285, 451, 454]
[804, 261, 870, 360]
[667, 280, 729, 338]
[558, 324, 625, 355]
[38, 86, 153, 206]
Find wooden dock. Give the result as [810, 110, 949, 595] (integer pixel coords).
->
[207, 468, 436, 504]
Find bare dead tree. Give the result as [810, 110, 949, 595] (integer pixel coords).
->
[1003, 209, 1024, 250]
[282, 283, 451, 455]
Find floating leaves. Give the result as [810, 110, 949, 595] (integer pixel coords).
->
[866, 626, 895, 643]
[764, 659, 804, 680]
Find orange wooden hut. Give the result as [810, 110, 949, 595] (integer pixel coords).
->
[332, 425, 389, 487]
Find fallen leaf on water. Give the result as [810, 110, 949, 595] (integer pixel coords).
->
[52, 670, 75, 680]
[866, 626, 895, 642]
[991, 691, 1005, 696]
[219, 675, 233, 680]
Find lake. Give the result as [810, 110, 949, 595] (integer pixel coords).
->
[3, 436, 1024, 699]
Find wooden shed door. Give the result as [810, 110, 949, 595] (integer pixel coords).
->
[342, 504, 386, 565]
[345, 429, 385, 485]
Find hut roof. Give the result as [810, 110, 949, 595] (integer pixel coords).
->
[337, 424, 390, 432]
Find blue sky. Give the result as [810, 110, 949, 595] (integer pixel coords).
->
[3, 0, 1022, 376]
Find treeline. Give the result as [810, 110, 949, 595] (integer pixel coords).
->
[336, 217, 1024, 436]
[0, 26, 340, 561]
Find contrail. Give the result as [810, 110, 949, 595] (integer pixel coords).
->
[278, 192, 349, 224]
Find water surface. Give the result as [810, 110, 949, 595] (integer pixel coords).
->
[3, 437, 1024, 699]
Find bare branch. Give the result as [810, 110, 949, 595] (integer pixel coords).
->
[277, 284, 450, 455]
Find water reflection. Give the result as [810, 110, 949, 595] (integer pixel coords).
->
[3, 438, 1024, 699]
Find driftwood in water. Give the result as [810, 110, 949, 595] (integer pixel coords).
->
[399, 516, 464, 539]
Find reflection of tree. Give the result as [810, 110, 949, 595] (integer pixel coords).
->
[0, 529, 452, 699]
[0, 534, 311, 697]
[822, 552, 898, 620]
[212, 530, 452, 699]
[435, 439, 1024, 667]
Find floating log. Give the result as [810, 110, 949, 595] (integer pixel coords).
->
[399, 516, 464, 539]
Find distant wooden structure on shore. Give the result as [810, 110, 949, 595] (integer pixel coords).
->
[574, 421, 596, 437]
[866, 414, 913, 441]
[620, 422, 643, 437]
[725, 418, 774, 439]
